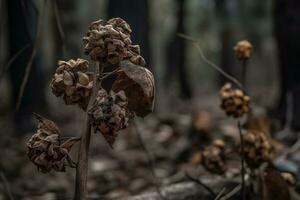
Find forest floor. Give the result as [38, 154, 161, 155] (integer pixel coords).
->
[0, 95, 300, 200]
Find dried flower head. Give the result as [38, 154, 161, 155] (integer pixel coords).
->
[281, 172, 295, 185]
[234, 40, 253, 61]
[50, 58, 93, 110]
[243, 131, 272, 168]
[83, 18, 145, 66]
[201, 139, 227, 174]
[27, 114, 78, 173]
[88, 88, 133, 148]
[220, 83, 250, 118]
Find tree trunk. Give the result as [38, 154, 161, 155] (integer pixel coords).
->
[273, 0, 300, 128]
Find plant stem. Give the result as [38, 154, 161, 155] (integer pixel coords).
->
[74, 116, 91, 200]
[241, 60, 247, 90]
[74, 62, 104, 200]
[237, 120, 246, 200]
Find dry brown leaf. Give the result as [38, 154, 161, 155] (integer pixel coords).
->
[112, 60, 155, 117]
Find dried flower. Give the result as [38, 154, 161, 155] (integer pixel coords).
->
[27, 114, 78, 173]
[234, 40, 253, 61]
[220, 83, 250, 118]
[201, 139, 227, 174]
[281, 172, 295, 185]
[243, 131, 272, 168]
[88, 88, 133, 148]
[50, 58, 93, 110]
[83, 18, 145, 66]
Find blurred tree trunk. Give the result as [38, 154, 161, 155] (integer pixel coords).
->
[215, 0, 237, 86]
[274, 0, 300, 129]
[165, 0, 192, 99]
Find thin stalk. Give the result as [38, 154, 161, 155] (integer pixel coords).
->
[177, 33, 244, 91]
[74, 62, 104, 200]
[237, 121, 246, 200]
[241, 60, 247, 90]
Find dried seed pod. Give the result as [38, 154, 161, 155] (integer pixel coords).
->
[83, 18, 146, 66]
[27, 115, 79, 173]
[243, 131, 273, 168]
[88, 88, 133, 148]
[220, 83, 250, 118]
[234, 40, 253, 61]
[201, 139, 227, 174]
[50, 58, 93, 110]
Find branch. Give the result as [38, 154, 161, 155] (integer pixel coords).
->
[0, 171, 14, 200]
[219, 184, 241, 200]
[214, 187, 226, 200]
[53, 0, 67, 57]
[177, 33, 244, 90]
[135, 119, 167, 200]
[15, 0, 47, 112]
[0, 44, 31, 81]
[185, 172, 216, 198]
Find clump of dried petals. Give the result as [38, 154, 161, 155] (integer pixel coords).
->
[201, 139, 227, 174]
[50, 58, 93, 110]
[220, 83, 250, 118]
[83, 18, 145, 66]
[243, 131, 272, 168]
[234, 40, 253, 60]
[27, 114, 78, 173]
[88, 88, 132, 148]
[281, 172, 295, 185]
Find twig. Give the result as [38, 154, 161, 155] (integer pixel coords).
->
[177, 33, 244, 90]
[219, 184, 241, 200]
[0, 44, 31, 80]
[185, 172, 216, 198]
[0, 171, 14, 200]
[135, 119, 167, 200]
[237, 120, 246, 200]
[15, 0, 47, 112]
[214, 187, 226, 200]
[74, 62, 104, 200]
[53, 0, 67, 57]
[99, 67, 121, 81]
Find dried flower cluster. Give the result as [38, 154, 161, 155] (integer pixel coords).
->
[243, 131, 272, 168]
[89, 88, 132, 147]
[201, 139, 227, 174]
[83, 18, 145, 66]
[234, 40, 253, 61]
[27, 114, 77, 173]
[50, 59, 93, 110]
[281, 172, 295, 185]
[220, 83, 250, 118]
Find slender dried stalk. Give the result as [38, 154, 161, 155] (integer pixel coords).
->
[185, 172, 216, 198]
[0, 171, 14, 200]
[178, 33, 244, 90]
[15, 0, 47, 112]
[237, 121, 246, 200]
[74, 116, 91, 200]
[74, 62, 104, 200]
[219, 184, 241, 200]
[241, 60, 248, 90]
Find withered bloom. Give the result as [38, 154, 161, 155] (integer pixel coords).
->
[220, 83, 250, 118]
[88, 88, 133, 148]
[201, 139, 227, 174]
[27, 114, 78, 173]
[50, 58, 93, 110]
[83, 18, 145, 66]
[234, 40, 253, 61]
[243, 131, 272, 168]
